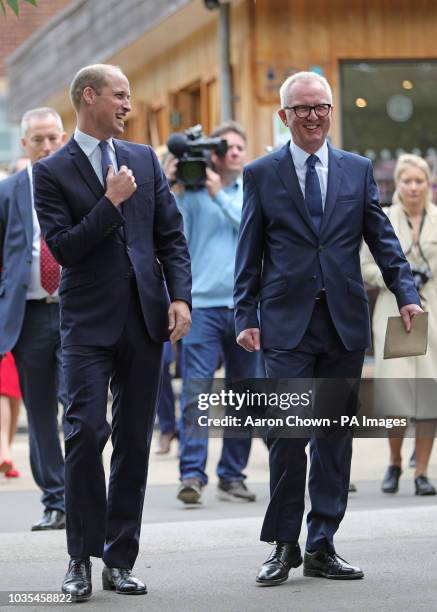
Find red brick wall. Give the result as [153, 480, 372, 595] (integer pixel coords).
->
[0, 0, 71, 76]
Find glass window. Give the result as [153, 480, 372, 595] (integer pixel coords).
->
[340, 60, 437, 204]
[0, 130, 12, 151]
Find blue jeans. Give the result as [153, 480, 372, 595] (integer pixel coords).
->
[179, 307, 264, 485]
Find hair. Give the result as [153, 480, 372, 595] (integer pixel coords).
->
[279, 71, 333, 107]
[210, 120, 247, 143]
[69, 63, 123, 111]
[20, 107, 63, 136]
[392, 153, 433, 210]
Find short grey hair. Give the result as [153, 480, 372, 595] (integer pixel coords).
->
[279, 71, 333, 107]
[21, 107, 63, 136]
[70, 63, 123, 111]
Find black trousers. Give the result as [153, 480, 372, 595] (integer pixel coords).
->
[62, 280, 163, 568]
[261, 298, 364, 551]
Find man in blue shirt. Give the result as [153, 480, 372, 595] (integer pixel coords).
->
[165, 121, 263, 504]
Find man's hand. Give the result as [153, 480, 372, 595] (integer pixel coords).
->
[205, 167, 222, 199]
[162, 154, 178, 183]
[236, 328, 260, 352]
[168, 300, 191, 344]
[105, 165, 137, 207]
[399, 303, 424, 332]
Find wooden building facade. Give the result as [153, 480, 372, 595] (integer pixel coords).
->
[8, 0, 437, 177]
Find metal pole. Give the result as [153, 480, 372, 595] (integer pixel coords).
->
[219, 3, 233, 121]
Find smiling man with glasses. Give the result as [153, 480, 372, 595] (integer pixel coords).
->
[234, 71, 422, 587]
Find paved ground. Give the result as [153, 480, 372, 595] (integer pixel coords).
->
[0, 432, 436, 611]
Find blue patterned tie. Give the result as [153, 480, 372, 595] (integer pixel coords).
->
[99, 140, 112, 188]
[99, 140, 125, 241]
[305, 154, 323, 232]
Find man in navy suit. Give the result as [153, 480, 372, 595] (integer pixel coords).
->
[0, 107, 68, 531]
[234, 71, 422, 586]
[34, 64, 191, 601]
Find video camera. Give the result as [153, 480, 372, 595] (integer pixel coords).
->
[411, 264, 432, 293]
[167, 124, 228, 189]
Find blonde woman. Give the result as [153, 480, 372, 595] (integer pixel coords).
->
[361, 154, 436, 496]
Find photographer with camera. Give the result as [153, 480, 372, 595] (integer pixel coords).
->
[361, 153, 436, 496]
[164, 121, 264, 505]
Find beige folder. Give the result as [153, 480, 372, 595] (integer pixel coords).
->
[383, 312, 428, 359]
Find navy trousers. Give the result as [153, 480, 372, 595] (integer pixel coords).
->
[262, 298, 364, 552]
[62, 279, 163, 569]
[12, 300, 67, 513]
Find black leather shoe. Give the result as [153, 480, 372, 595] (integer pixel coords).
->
[62, 558, 92, 601]
[102, 567, 147, 595]
[304, 550, 364, 579]
[381, 465, 402, 494]
[415, 475, 436, 496]
[256, 542, 302, 586]
[31, 510, 66, 531]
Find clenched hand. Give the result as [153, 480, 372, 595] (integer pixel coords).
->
[236, 328, 261, 352]
[105, 165, 137, 207]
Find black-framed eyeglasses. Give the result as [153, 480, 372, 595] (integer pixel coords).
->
[283, 104, 332, 118]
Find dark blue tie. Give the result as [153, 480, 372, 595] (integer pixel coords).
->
[99, 140, 112, 188]
[305, 154, 323, 232]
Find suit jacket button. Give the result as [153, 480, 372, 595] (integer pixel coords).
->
[311, 275, 317, 280]
[318, 245, 324, 252]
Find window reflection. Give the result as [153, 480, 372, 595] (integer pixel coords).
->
[341, 60, 437, 205]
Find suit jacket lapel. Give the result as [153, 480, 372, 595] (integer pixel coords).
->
[15, 170, 33, 252]
[67, 137, 104, 199]
[113, 139, 130, 172]
[273, 143, 317, 237]
[320, 145, 343, 234]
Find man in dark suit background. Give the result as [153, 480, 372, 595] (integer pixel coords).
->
[234, 71, 422, 586]
[34, 64, 192, 601]
[0, 107, 68, 531]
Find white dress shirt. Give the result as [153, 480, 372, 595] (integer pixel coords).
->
[73, 128, 118, 184]
[289, 139, 329, 209]
[26, 163, 59, 300]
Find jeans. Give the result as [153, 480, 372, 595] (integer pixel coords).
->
[179, 307, 264, 485]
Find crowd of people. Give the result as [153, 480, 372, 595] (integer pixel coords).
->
[0, 64, 435, 601]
